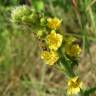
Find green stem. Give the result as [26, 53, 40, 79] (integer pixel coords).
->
[59, 47, 75, 77]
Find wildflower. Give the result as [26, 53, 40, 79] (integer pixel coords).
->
[11, 5, 31, 22]
[41, 50, 59, 65]
[47, 17, 62, 30]
[47, 30, 63, 51]
[67, 76, 83, 95]
[65, 44, 81, 57]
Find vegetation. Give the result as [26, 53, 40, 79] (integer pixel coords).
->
[0, 0, 96, 96]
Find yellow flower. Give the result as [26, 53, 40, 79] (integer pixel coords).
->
[47, 30, 63, 51]
[65, 44, 81, 57]
[41, 50, 59, 65]
[47, 17, 62, 30]
[67, 76, 83, 95]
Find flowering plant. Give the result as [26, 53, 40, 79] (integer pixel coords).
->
[11, 5, 96, 96]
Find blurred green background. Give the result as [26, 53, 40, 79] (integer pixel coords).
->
[0, 0, 96, 96]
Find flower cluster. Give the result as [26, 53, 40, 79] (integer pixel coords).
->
[11, 5, 83, 96]
[11, 5, 38, 23]
[41, 18, 62, 65]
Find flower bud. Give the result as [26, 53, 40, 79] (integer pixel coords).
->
[37, 30, 43, 37]
[28, 12, 38, 24]
[40, 17, 47, 26]
[11, 5, 31, 23]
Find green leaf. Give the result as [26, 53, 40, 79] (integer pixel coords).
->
[83, 87, 96, 96]
[60, 56, 75, 77]
[33, 1, 44, 12]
